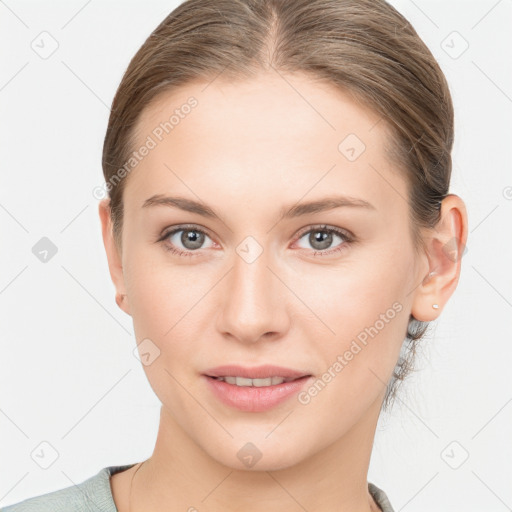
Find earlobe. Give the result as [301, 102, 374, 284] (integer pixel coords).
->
[411, 269, 442, 322]
[98, 199, 131, 316]
[115, 293, 129, 312]
[410, 194, 468, 322]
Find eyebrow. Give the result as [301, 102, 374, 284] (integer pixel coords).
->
[141, 194, 376, 220]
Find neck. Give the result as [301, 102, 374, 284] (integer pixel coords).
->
[129, 397, 384, 512]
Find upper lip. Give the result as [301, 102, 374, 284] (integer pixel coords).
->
[204, 365, 311, 380]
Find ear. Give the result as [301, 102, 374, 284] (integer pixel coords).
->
[411, 194, 468, 322]
[98, 198, 131, 316]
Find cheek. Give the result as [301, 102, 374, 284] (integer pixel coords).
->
[124, 254, 214, 368]
[300, 278, 408, 429]
[124, 264, 169, 336]
[123, 245, 203, 328]
[302, 253, 405, 330]
[303, 251, 411, 384]
[124, 259, 206, 408]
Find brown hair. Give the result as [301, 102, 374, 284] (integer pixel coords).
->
[102, 0, 454, 412]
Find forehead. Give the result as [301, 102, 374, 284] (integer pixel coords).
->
[124, 71, 407, 217]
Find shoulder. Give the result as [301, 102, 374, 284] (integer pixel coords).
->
[368, 481, 395, 512]
[1, 464, 136, 512]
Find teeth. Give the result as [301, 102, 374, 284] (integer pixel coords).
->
[215, 376, 292, 387]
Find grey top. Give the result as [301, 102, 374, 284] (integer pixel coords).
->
[1, 463, 395, 511]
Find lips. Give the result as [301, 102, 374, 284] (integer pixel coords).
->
[202, 364, 313, 411]
[203, 364, 311, 380]
[203, 373, 313, 412]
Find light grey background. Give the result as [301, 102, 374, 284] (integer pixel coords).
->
[1, 1, 511, 510]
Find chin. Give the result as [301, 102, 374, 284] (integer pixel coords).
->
[205, 434, 311, 472]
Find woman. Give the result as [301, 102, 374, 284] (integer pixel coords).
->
[2, 0, 467, 510]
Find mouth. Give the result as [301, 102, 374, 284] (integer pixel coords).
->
[202, 372, 313, 412]
[203, 364, 312, 387]
[205, 375, 310, 387]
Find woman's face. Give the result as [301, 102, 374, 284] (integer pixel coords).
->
[104, 71, 431, 470]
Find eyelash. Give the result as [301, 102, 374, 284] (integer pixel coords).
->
[157, 224, 354, 258]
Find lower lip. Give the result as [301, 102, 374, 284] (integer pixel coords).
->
[203, 375, 312, 412]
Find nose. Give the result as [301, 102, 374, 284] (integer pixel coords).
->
[216, 246, 291, 345]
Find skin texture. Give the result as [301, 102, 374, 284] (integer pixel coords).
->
[100, 71, 468, 512]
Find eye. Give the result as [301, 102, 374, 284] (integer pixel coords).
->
[158, 225, 214, 257]
[158, 223, 354, 258]
[294, 225, 353, 256]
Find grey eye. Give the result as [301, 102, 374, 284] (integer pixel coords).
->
[167, 229, 213, 251]
[296, 228, 347, 252]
